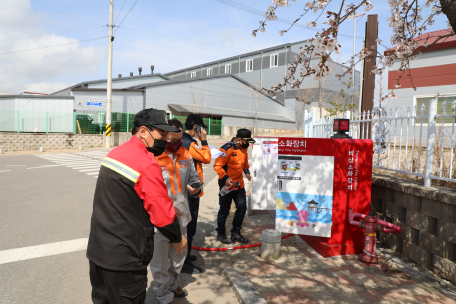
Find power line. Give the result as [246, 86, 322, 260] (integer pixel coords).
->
[114, 0, 139, 34]
[118, 27, 251, 50]
[213, 0, 364, 40]
[0, 36, 107, 56]
[0, 26, 105, 43]
[114, 0, 128, 24]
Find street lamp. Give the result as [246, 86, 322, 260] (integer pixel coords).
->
[346, 13, 365, 109]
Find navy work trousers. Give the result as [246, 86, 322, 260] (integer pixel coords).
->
[216, 187, 246, 235]
[184, 195, 200, 264]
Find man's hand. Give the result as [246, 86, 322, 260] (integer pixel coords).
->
[246, 174, 252, 181]
[187, 184, 201, 195]
[225, 177, 233, 186]
[173, 234, 188, 254]
[175, 207, 183, 218]
[197, 127, 207, 141]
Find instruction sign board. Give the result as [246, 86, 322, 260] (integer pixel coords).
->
[251, 137, 278, 210]
[262, 141, 278, 158]
[276, 138, 335, 237]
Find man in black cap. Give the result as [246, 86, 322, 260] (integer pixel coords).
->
[87, 108, 187, 304]
[181, 113, 211, 274]
[213, 128, 255, 244]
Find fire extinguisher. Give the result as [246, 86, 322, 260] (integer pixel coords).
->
[220, 181, 240, 196]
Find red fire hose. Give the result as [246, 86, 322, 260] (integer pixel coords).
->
[191, 233, 294, 251]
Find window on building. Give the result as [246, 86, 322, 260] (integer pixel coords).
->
[190, 72, 196, 78]
[246, 59, 253, 72]
[270, 54, 279, 67]
[416, 95, 456, 123]
[207, 68, 213, 76]
[225, 64, 231, 74]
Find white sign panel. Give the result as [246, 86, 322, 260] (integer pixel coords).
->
[251, 137, 278, 210]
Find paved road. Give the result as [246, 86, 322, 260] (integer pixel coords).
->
[0, 141, 250, 304]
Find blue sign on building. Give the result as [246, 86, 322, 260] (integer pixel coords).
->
[87, 102, 103, 107]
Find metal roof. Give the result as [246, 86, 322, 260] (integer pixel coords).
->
[0, 95, 74, 99]
[129, 74, 285, 105]
[168, 103, 293, 123]
[50, 73, 169, 95]
[164, 39, 310, 76]
[72, 88, 144, 92]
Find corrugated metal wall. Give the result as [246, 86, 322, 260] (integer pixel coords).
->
[0, 97, 74, 132]
[144, 76, 294, 128]
[88, 75, 166, 89]
[72, 91, 143, 113]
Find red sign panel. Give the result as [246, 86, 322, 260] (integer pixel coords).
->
[278, 138, 334, 156]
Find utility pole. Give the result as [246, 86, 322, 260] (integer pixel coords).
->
[346, 13, 365, 107]
[360, 14, 379, 139]
[105, 0, 114, 148]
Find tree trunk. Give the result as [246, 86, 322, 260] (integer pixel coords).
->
[440, 0, 456, 33]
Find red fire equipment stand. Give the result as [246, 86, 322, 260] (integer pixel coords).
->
[297, 137, 374, 258]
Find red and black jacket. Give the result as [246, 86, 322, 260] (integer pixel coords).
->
[86, 136, 181, 271]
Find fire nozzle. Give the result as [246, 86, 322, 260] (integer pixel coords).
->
[349, 208, 401, 264]
[227, 181, 240, 191]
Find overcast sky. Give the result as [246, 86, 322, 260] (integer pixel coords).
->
[0, 0, 450, 94]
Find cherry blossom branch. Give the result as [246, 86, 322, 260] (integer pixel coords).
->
[251, 0, 455, 104]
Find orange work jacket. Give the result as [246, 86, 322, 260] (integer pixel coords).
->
[213, 141, 250, 189]
[182, 132, 211, 197]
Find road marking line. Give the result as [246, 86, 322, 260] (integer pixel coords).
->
[66, 165, 101, 169]
[78, 168, 101, 172]
[0, 170, 11, 173]
[50, 160, 100, 163]
[39, 157, 87, 160]
[86, 172, 99, 175]
[68, 165, 101, 169]
[0, 238, 88, 265]
[58, 162, 101, 166]
[26, 165, 61, 169]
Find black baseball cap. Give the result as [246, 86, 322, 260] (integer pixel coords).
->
[236, 128, 256, 143]
[185, 113, 208, 129]
[134, 108, 180, 132]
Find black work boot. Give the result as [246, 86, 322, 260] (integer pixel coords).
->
[231, 231, 249, 244]
[217, 232, 232, 244]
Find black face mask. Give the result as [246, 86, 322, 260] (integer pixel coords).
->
[145, 130, 167, 156]
[240, 142, 249, 149]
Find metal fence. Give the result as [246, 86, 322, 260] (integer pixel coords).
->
[303, 99, 456, 186]
[0, 111, 74, 133]
[74, 111, 135, 134]
[0, 111, 223, 136]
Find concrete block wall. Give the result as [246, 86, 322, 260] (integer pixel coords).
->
[371, 173, 456, 284]
[0, 133, 103, 152]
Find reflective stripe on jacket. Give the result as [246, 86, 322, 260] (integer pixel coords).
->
[87, 136, 181, 271]
[213, 140, 250, 189]
[156, 147, 201, 227]
[182, 132, 211, 197]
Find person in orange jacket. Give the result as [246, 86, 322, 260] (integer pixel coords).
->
[213, 128, 255, 244]
[181, 114, 211, 274]
[151, 118, 202, 304]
